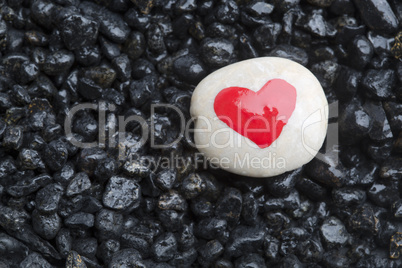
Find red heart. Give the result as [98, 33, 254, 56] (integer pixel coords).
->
[214, 79, 297, 148]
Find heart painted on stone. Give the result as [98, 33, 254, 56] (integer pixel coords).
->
[214, 79, 297, 148]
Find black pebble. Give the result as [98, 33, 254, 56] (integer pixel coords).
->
[353, 0, 399, 34]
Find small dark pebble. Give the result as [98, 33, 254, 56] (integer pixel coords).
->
[66, 172, 91, 197]
[201, 38, 236, 68]
[353, 0, 399, 34]
[66, 251, 88, 268]
[32, 209, 61, 240]
[61, 14, 99, 51]
[225, 225, 265, 257]
[320, 216, 349, 248]
[151, 232, 177, 262]
[35, 183, 64, 214]
[103, 176, 141, 211]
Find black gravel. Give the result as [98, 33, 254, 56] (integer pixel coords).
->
[0, 0, 401, 267]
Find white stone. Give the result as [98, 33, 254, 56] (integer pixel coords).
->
[190, 57, 328, 177]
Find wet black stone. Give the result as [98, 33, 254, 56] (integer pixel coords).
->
[24, 30, 49, 47]
[0, 232, 29, 265]
[195, 217, 227, 240]
[56, 228, 72, 258]
[181, 173, 206, 199]
[296, 238, 324, 263]
[320, 217, 349, 248]
[198, 240, 224, 267]
[152, 232, 178, 262]
[72, 237, 98, 259]
[44, 139, 68, 171]
[124, 8, 150, 32]
[81, 2, 130, 44]
[380, 158, 402, 180]
[132, 58, 155, 79]
[169, 248, 197, 267]
[173, 54, 207, 84]
[155, 169, 177, 191]
[265, 211, 291, 235]
[65, 212, 95, 229]
[146, 24, 166, 54]
[10, 85, 30, 106]
[201, 38, 236, 68]
[7, 224, 61, 260]
[81, 196, 103, 214]
[84, 66, 117, 89]
[58, 195, 85, 218]
[158, 209, 185, 232]
[225, 225, 265, 257]
[339, 100, 372, 145]
[66, 251, 87, 268]
[254, 23, 281, 51]
[347, 35, 373, 70]
[215, 187, 242, 227]
[367, 33, 392, 57]
[31, 0, 56, 29]
[20, 252, 53, 268]
[361, 69, 396, 100]
[263, 234, 280, 263]
[99, 36, 120, 61]
[353, 0, 399, 34]
[103, 176, 141, 211]
[72, 112, 98, 142]
[61, 14, 98, 50]
[336, 24, 366, 46]
[95, 208, 124, 239]
[269, 44, 308, 66]
[5, 107, 26, 125]
[0, 93, 12, 113]
[296, 9, 335, 37]
[2, 125, 23, 150]
[280, 227, 308, 255]
[383, 101, 402, 134]
[177, 223, 196, 251]
[66, 172, 91, 197]
[266, 168, 301, 197]
[368, 181, 399, 207]
[390, 232, 402, 259]
[322, 250, 351, 268]
[241, 192, 259, 226]
[18, 148, 45, 170]
[348, 204, 379, 235]
[32, 209, 61, 240]
[111, 54, 131, 81]
[296, 176, 327, 201]
[6, 174, 50, 198]
[305, 146, 346, 188]
[334, 66, 361, 102]
[215, 0, 239, 24]
[97, 239, 120, 264]
[35, 183, 64, 214]
[129, 74, 156, 108]
[238, 33, 259, 59]
[121, 233, 150, 257]
[235, 253, 266, 268]
[74, 45, 101, 67]
[364, 100, 393, 141]
[158, 190, 187, 211]
[311, 60, 340, 89]
[332, 187, 366, 207]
